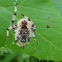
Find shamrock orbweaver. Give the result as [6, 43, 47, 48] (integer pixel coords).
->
[6, 0, 37, 48]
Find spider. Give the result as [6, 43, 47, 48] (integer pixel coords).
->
[6, 0, 37, 48]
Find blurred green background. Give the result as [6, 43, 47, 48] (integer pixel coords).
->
[0, 0, 62, 62]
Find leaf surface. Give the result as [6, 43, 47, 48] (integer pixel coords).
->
[0, 0, 62, 61]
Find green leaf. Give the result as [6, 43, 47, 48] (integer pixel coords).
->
[51, 0, 62, 15]
[0, 0, 62, 61]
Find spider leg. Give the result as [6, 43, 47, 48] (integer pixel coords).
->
[12, 0, 17, 28]
[15, 37, 21, 47]
[31, 24, 37, 32]
[19, 41, 23, 47]
[15, 31, 21, 47]
[16, 42, 20, 47]
[6, 26, 12, 40]
[16, 41, 20, 47]
[19, 40, 26, 49]
[30, 31, 36, 41]
[33, 33, 36, 41]
[21, 14, 31, 21]
[17, 35, 23, 47]
[27, 37, 30, 45]
[21, 42, 26, 49]
[29, 25, 36, 41]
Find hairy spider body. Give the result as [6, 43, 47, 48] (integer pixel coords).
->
[6, 0, 37, 48]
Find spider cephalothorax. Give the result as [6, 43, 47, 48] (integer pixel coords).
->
[6, 0, 37, 48]
[21, 20, 27, 29]
[22, 20, 27, 26]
